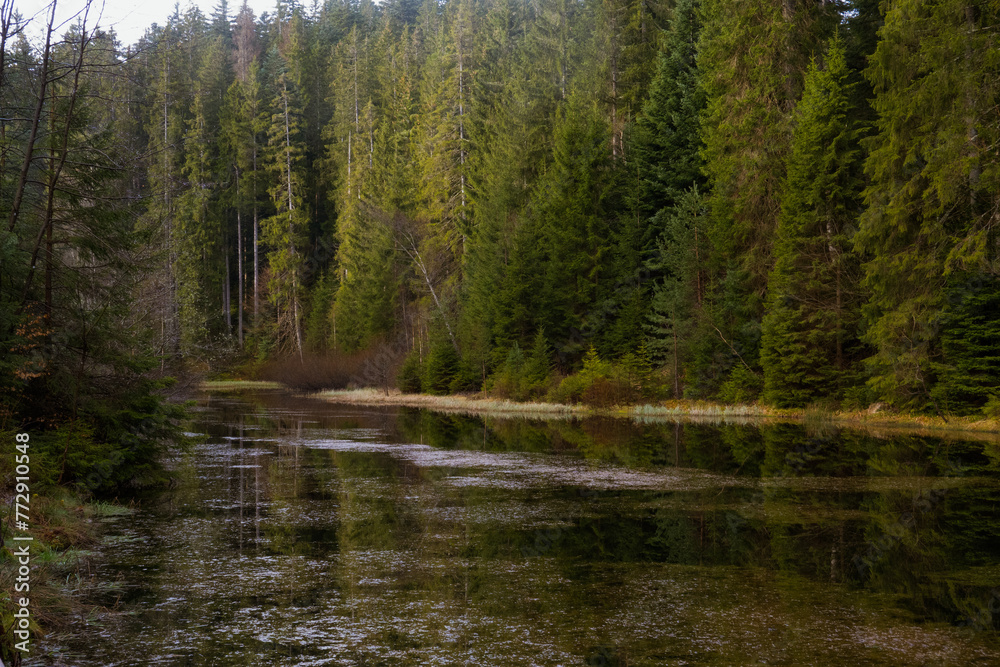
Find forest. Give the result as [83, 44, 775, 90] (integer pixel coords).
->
[2, 0, 1000, 490]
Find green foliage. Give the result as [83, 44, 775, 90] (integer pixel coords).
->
[531, 86, 619, 355]
[424, 340, 461, 395]
[695, 0, 837, 402]
[397, 351, 424, 393]
[699, 0, 832, 292]
[931, 277, 1000, 414]
[488, 343, 529, 399]
[760, 36, 865, 408]
[524, 329, 554, 386]
[549, 345, 663, 407]
[631, 0, 705, 226]
[305, 271, 337, 352]
[856, 0, 1000, 409]
[717, 364, 763, 405]
[982, 395, 1000, 420]
[646, 187, 709, 398]
[487, 330, 554, 400]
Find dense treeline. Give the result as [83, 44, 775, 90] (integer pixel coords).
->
[4, 0, 1000, 418]
[1, 0, 182, 498]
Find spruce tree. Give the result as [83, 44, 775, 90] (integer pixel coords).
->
[263, 47, 309, 358]
[856, 0, 1000, 408]
[695, 0, 836, 397]
[531, 85, 615, 360]
[760, 36, 864, 408]
[631, 0, 704, 231]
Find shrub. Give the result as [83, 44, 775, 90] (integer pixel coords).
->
[397, 352, 423, 393]
[717, 364, 763, 404]
[425, 340, 460, 395]
[983, 394, 1000, 419]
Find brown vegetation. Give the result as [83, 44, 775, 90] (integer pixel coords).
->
[257, 345, 402, 392]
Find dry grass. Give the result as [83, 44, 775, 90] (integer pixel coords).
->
[200, 380, 284, 391]
[312, 390, 1000, 439]
[0, 492, 129, 654]
[625, 401, 1000, 440]
[256, 347, 401, 392]
[318, 388, 587, 418]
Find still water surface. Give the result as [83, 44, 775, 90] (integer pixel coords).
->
[36, 390, 1000, 665]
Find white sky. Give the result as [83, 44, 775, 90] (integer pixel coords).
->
[13, 0, 278, 47]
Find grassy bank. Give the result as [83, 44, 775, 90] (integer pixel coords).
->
[310, 388, 1000, 439]
[1, 491, 130, 664]
[200, 380, 285, 392]
[318, 388, 588, 418]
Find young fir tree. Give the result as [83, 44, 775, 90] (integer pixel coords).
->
[760, 36, 864, 408]
[632, 0, 706, 394]
[931, 277, 1000, 414]
[646, 187, 709, 398]
[631, 0, 704, 233]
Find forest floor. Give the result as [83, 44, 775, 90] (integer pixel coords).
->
[201, 381, 1000, 440]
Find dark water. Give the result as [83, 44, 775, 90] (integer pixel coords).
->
[35, 391, 1000, 665]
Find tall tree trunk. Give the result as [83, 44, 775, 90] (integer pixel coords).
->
[283, 80, 304, 361]
[23, 7, 89, 306]
[224, 240, 232, 332]
[253, 127, 259, 332]
[6, 2, 54, 236]
[237, 169, 244, 347]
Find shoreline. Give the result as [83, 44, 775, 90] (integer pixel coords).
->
[200, 381, 1000, 440]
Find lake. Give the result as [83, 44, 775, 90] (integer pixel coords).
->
[33, 390, 1000, 665]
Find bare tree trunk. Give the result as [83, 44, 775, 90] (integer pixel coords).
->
[253, 122, 259, 332]
[6, 1, 55, 235]
[237, 169, 244, 347]
[283, 80, 304, 362]
[23, 4, 91, 305]
[224, 240, 232, 333]
[673, 326, 680, 399]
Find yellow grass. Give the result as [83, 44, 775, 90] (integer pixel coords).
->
[200, 380, 284, 391]
[317, 388, 586, 418]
